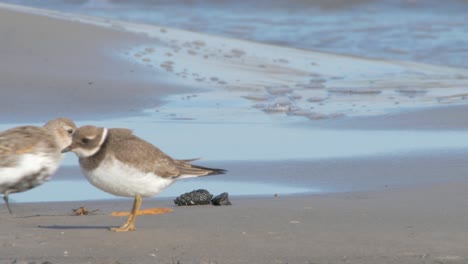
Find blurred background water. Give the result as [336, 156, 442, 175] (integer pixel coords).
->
[3, 0, 468, 68]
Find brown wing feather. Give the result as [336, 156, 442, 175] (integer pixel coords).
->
[108, 129, 181, 178]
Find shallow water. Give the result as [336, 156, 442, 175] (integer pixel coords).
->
[46, 113, 468, 165]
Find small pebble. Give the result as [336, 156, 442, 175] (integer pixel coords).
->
[211, 192, 232, 206]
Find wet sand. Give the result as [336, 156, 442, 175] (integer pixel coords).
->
[0, 6, 189, 123]
[2, 3, 468, 264]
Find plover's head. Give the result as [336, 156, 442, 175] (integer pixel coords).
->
[62, 125, 108, 158]
[43, 117, 77, 150]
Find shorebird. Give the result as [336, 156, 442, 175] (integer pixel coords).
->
[0, 118, 77, 213]
[62, 125, 225, 232]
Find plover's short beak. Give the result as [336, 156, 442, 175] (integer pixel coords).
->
[61, 145, 73, 153]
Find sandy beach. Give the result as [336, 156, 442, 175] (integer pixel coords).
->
[2, 181, 468, 264]
[1, 2, 468, 264]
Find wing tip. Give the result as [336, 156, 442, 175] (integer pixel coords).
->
[206, 168, 227, 176]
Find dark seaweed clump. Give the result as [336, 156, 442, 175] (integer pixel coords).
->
[174, 189, 213, 206]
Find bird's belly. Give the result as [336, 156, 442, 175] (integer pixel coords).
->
[81, 160, 174, 198]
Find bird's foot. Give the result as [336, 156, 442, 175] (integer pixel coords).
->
[110, 223, 136, 232]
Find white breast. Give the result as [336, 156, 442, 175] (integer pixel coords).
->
[81, 157, 175, 198]
[0, 153, 61, 193]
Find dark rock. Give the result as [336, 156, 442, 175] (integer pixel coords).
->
[211, 192, 232, 206]
[174, 189, 213, 206]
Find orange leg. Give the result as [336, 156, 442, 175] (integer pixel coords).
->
[111, 195, 141, 232]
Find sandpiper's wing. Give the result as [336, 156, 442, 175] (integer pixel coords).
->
[0, 126, 53, 167]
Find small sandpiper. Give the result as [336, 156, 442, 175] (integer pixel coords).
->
[62, 125, 225, 232]
[0, 118, 77, 213]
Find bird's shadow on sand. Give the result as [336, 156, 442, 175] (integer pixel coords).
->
[38, 225, 111, 230]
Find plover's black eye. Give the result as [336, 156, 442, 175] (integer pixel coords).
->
[82, 138, 90, 144]
[67, 129, 73, 134]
